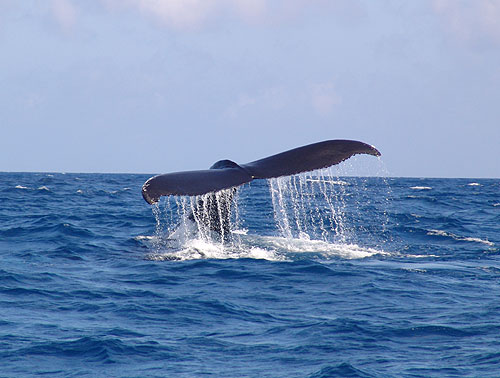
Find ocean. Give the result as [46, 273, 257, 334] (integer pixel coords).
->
[0, 171, 499, 377]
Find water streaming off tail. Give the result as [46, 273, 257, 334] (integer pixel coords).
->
[269, 170, 350, 243]
[149, 158, 391, 259]
[152, 189, 239, 247]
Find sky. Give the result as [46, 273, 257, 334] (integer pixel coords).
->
[1, 0, 499, 177]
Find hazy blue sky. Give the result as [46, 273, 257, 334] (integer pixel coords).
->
[1, 0, 499, 177]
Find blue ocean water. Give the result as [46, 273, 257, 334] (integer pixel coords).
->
[0, 171, 499, 377]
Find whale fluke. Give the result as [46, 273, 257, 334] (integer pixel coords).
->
[142, 139, 380, 204]
[242, 140, 380, 179]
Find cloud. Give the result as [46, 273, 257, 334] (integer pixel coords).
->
[104, 0, 261, 30]
[51, 0, 77, 31]
[432, 0, 500, 45]
[122, 0, 217, 30]
[102, 0, 356, 30]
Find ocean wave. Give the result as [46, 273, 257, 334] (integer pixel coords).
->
[384, 324, 476, 338]
[15, 336, 171, 364]
[308, 363, 371, 378]
[0, 222, 96, 239]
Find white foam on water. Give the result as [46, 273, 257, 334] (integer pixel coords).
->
[134, 235, 157, 241]
[402, 254, 440, 258]
[144, 232, 388, 262]
[410, 186, 432, 190]
[461, 237, 495, 246]
[467, 182, 481, 186]
[146, 236, 284, 262]
[15, 185, 29, 189]
[37, 186, 50, 191]
[142, 208, 287, 261]
[244, 234, 387, 259]
[427, 229, 494, 246]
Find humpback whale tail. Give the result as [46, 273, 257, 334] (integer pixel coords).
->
[142, 139, 380, 205]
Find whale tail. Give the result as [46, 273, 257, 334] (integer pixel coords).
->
[142, 139, 380, 204]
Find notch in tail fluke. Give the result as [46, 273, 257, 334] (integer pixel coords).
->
[142, 139, 381, 204]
